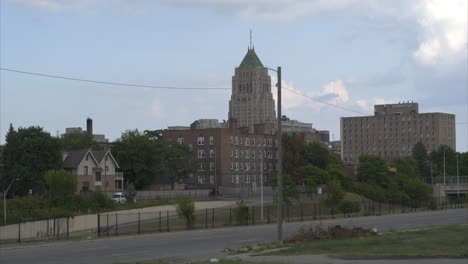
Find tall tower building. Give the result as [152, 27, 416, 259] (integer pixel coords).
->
[228, 47, 276, 133]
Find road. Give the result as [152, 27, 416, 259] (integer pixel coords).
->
[1, 208, 467, 264]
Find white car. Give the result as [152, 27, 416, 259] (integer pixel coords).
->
[112, 192, 126, 203]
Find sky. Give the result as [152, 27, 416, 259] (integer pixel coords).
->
[0, 0, 467, 151]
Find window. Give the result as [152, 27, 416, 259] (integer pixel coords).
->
[209, 136, 214, 145]
[252, 163, 256, 171]
[246, 175, 251, 183]
[245, 138, 250, 146]
[235, 149, 239, 158]
[177, 137, 184, 144]
[209, 175, 214, 184]
[240, 137, 243, 145]
[210, 162, 215, 171]
[230, 136, 233, 144]
[231, 162, 234, 170]
[268, 139, 272, 147]
[252, 138, 255, 146]
[95, 171, 101, 182]
[188, 144, 193, 150]
[231, 175, 235, 183]
[263, 138, 267, 146]
[235, 175, 239, 184]
[240, 150, 244, 158]
[252, 151, 255, 158]
[198, 176, 205, 184]
[82, 182, 89, 192]
[235, 162, 239, 171]
[210, 149, 214, 158]
[105, 166, 109, 172]
[245, 163, 250, 171]
[230, 149, 233, 157]
[245, 150, 250, 159]
[235, 136, 239, 145]
[84, 166, 88, 175]
[198, 149, 205, 158]
[197, 136, 205, 145]
[198, 163, 205, 171]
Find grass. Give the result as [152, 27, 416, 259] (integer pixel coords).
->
[266, 224, 468, 257]
[115, 259, 281, 264]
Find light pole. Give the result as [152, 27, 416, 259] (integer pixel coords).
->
[3, 178, 20, 225]
[266, 66, 282, 243]
[443, 147, 446, 185]
[456, 153, 459, 197]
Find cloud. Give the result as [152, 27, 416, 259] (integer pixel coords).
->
[272, 78, 350, 111]
[412, 0, 467, 66]
[355, 97, 402, 113]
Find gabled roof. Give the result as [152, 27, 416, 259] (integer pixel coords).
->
[63, 149, 120, 169]
[63, 150, 95, 169]
[239, 48, 264, 68]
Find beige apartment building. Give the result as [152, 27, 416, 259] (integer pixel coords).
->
[341, 102, 456, 163]
[162, 121, 277, 192]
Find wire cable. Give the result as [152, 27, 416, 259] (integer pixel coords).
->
[0, 68, 230, 91]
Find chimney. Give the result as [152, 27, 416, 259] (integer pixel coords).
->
[86, 118, 93, 135]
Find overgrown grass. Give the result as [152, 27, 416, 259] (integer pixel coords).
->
[267, 224, 468, 257]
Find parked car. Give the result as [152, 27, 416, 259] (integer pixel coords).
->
[112, 192, 126, 203]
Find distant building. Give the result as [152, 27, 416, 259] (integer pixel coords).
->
[63, 118, 108, 143]
[228, 47, 276, 133]
[341, 102, 456, 163]
[162, 123, 277, 193]
[63, 149, 124, 193]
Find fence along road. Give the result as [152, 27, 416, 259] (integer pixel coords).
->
[1, 208, 467, 264]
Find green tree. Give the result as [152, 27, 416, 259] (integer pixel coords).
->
[412, 142, 429, 179]
[2, 125, 62, 195]
[356, 155, 388, 185]
[61, 132, 97, 150]
[268, 173, 299, 204]
[430, 145, 457, 177]
[124, 182, 137, 203]
[401, 178, 431, 206]
[394, 157, 418, 179]
[325, 180, 344, 206]
[459, 152, 468, 176]
[304, 142, 329, 170]
[44, 170, 76, 208]
[175, 196, 195, 229]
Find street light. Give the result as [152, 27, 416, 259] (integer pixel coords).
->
[456, 153, 459, 197]
[266, 66, 283, 243]
[3, 178, 20, 225]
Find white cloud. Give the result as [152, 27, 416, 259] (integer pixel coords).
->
[150, 97, 166, 119]
[272, 78, 350, 111]
[355, 97, 402, 113]
[412, 0, 468, 65]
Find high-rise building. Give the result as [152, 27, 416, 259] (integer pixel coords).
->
[228, 47, 276, 133]
[341, 102, 456, 163]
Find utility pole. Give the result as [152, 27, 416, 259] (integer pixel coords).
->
[443, 147, 446, 185]
[260, 153, 264, 222]
[276, 66, 283, 243]
[456, 153, 459, 197]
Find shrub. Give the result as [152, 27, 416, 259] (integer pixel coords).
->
[175, 196, 195, 229]
[233, 200, 249, 225]
[124, 183, 137, 203]
[338, 199, 361, 214]
[325, 180, 344, 206]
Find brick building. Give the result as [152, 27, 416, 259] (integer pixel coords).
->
[341, 102, 456, 163]
[162, 122, 277, 192]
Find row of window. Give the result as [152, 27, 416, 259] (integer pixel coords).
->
[197, 149, 215, 159]
[197, 162, 216, 171]
[83, 165, 110, 175]
[230, 162, 274, 172]
[230, 136, 275, 147]
[231, 174, 268, 184]
[230, 149, 275, 159]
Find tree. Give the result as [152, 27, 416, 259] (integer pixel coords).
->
[112, 129, 195, 189]
[303, 142, 329, 170]
[356, 155, 388, 185]
[268, 173, 299, 204]
[61, 132, 97, 150]
[394, 157, 418, 179]
[459, 152, 468, 176]
[430, 145, 457, 177]
[412, 142, 430, 179]
[175, 196, 195, 229]
[124, 182, 136, 203]
[2, 126, 62, 195]
[44, 170, 76, 208]
[325, 180, 344, 206]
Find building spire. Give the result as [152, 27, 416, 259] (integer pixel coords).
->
[250, 29, 253, 50]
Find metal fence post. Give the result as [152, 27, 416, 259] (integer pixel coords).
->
[300, 203, 304, 221]
[115, 213, 118, 236]
[229, 208, 232, 226]
[313, 204, 317, 220]
[246, 207, 249, 226]
[57, 218, 60, 240]
[138, 212, 141, 235]
[107, 214, 109, 237]
[212, 208, 214, 229]
[17, 222, 21, 243]
[53, 217, 56, 236]
[159, 211, 162, 232]
[378, 202, 381, 216]
[166, 211, 169, 232]
[267, 206, 270, 224]
[205, 209, 208, 229]
[97, 214, 101, 238]
[67, 217, 70, 240]
[252, 207, 255, 225]
[287, 204, 290, 223]
[46, 218, 50, 238]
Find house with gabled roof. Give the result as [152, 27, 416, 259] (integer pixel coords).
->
[63, 149, 124, 193]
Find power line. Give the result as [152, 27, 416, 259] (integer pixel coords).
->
[282, 87, 371, 115]
[0, 68, 230, 91]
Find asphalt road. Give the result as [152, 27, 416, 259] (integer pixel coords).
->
[1, 208, 467, 264]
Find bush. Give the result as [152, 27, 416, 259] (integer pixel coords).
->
[338, 199, 361, 214]
[325, 180, 344, 206]
[175, 196, 195, 229]
[233, 200, 249, 225]
[124, 183, 137, 203]
[72, 190, 114, 213]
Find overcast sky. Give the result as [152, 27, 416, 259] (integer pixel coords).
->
[1, 0, 467, 151]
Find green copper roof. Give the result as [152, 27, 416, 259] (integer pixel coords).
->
[239, 48, 264, 68]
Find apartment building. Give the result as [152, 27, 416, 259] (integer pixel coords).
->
[162, 123, 277, 192]
[341, 102, 456, 163]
